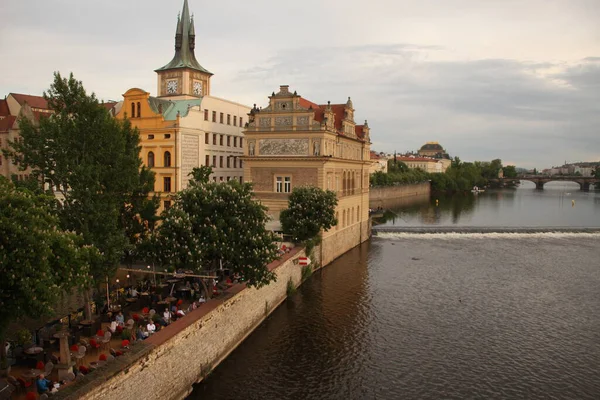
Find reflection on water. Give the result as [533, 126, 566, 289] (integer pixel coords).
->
[376, 181, 600, 228]
[191, 236, 600, 400]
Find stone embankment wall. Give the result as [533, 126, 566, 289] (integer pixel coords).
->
[56, 249, 306, 400]
[369, 182, 430, 209]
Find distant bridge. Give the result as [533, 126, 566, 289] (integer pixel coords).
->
[490, 176, 599, 191]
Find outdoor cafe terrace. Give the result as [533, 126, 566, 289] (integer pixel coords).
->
[0, 244, 297, 400]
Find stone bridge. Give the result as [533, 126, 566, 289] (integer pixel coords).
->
[490, 176, 599, 190]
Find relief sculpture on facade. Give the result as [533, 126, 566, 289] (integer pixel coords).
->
[259, 117, 271, 128]
[297, 116, 309, 126]
[274, 116, 292, 126]
[259, 138, 309, 156]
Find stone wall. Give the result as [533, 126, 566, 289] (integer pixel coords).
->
[321, 220, 370, 266]
[56, 249, 306, 400]
[369, 182, 430, 209]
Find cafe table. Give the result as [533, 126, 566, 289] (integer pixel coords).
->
[21, 368, 41, 382]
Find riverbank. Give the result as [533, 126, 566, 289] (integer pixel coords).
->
[369, 182, 430, 209]
[54, 248, 308, 400]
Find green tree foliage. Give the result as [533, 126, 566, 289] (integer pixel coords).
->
[153, 168, 278, 288]
[0, 177, 94, 362]
[503, 165, 518, 178]
[280, 186, 338, 243]
[4, 72, 157, 283]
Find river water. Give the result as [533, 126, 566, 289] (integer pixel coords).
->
[191, 183, 600, 399]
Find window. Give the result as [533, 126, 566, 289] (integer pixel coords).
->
[205, 155, 210, 166]
[204, 110, 209, 121]
[0, 155, 2, 166]
[213, 177, 217, 182]
[227, 114, 231, 125]
[240, 176, 243, 183]
[239, 160, 243, 169]
[219, 135, 223, 146]
[137, 102, 141, 118]
[233, 157, 237, 168]
[213, 134, 217, 145]
[240, 138, 244, 148]
[226, 157, 230, 168]
[227, 136, 231, 146]
[131, 102, 135, 117]
[219, 156, 223, 168]
[164, 134, 171, 139]
[220, 113, 224, 124]
[163, 177, 171, 192]
[284, 177, 291, 192]
[164, 200, 172, 210]
[233, 116, 237, 126]
[227, 176, 230, 181]
[164, 151, 171, 167]
[205, 132, 209, 144]
[212, 156, 216, 167]
[212, 111, 216, 122]
[276, 176, 292, 193]
[233, 137, 238, 147]
[219, 176, 224, 182]
[147, 151, 155, 167]
[240, 117, 243, 127]
[148, 134, 154, 140]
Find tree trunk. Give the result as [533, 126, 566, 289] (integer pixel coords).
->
[83, 290, 92, 321]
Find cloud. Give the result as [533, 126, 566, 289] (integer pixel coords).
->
[222, 44, 599, 168]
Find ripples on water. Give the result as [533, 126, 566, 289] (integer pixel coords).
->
[192, 234, 600, 400]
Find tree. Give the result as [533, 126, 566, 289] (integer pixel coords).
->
[280, 186, 338, 243]
[152, 168, 278, 288]
[5, 72, 156, 285]
[0, 177, 93, 365]
[503, 165, 518, 178]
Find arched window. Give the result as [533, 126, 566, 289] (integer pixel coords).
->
[147, 151, 155, 167]
[137, 102, 141, 118]
[164, 151, 171, 167]
[131, 102, 135, 118]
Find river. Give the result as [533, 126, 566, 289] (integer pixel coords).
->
[190, 182, 600, 399]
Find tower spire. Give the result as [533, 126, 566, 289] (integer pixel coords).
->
[155, 0, 212, 75]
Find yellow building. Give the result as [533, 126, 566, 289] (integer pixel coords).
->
[243, 85, 371, 265]
[115, 0, 249, 211]
[397, 155, 449, 173]
[370, 151, 389, 174]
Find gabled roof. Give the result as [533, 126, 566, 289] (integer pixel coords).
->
[155, 0, 212, 75]
[10, 93, 49, 110]
[0, 99, 9, 116]
[298, 96, 367, 140]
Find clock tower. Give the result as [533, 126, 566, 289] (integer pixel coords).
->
[155, 0, 213, 99]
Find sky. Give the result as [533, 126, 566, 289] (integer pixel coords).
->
[1, 0, 599, 169]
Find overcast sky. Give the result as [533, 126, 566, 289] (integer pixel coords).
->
[1, 0, 599, 169]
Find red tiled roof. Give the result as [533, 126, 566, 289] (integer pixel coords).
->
[10, 93, 49, 110]
[101, 102, 118, 111]
[0, 116, 16, 131]
[370, 151, 381, 160]
[298, 96, 366, 141]
[0, 99, 9, 116]
[298, 97, 319, 110]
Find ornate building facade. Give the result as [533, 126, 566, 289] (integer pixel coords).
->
[243, 85, 371, 265]
[115, 0, 248, 212]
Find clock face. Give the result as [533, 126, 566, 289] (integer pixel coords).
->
[193, 81, 202, 96]
[167, 80, 178, 94]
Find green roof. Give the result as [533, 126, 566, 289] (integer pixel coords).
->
[148, 97, 203, 121]
[155, 0, 212, 75]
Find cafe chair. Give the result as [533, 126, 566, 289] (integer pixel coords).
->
[6, 376, 21, 394]
[44, 361, 54, 377]
[66, 371, 76, 382]
[16, 377, 32, 393]
[101, 331, 112, 351]
[25, 392, 37, 400]
[36, 361, 45, 371]
[89, 339, 100, 355]
[78, 365, 90, 375]
[99, 354, 108, 362]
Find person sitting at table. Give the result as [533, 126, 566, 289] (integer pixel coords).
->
[198, 295, 206, 303]
[130, 287, 139, 298]
[146, 320, 156, 335]
[163, 309, 172, 325]
[176, 308, 186, 318]
[115, 311, 125, 326]
[36, 373, 53, 394]
[108, 319, 118, 333]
